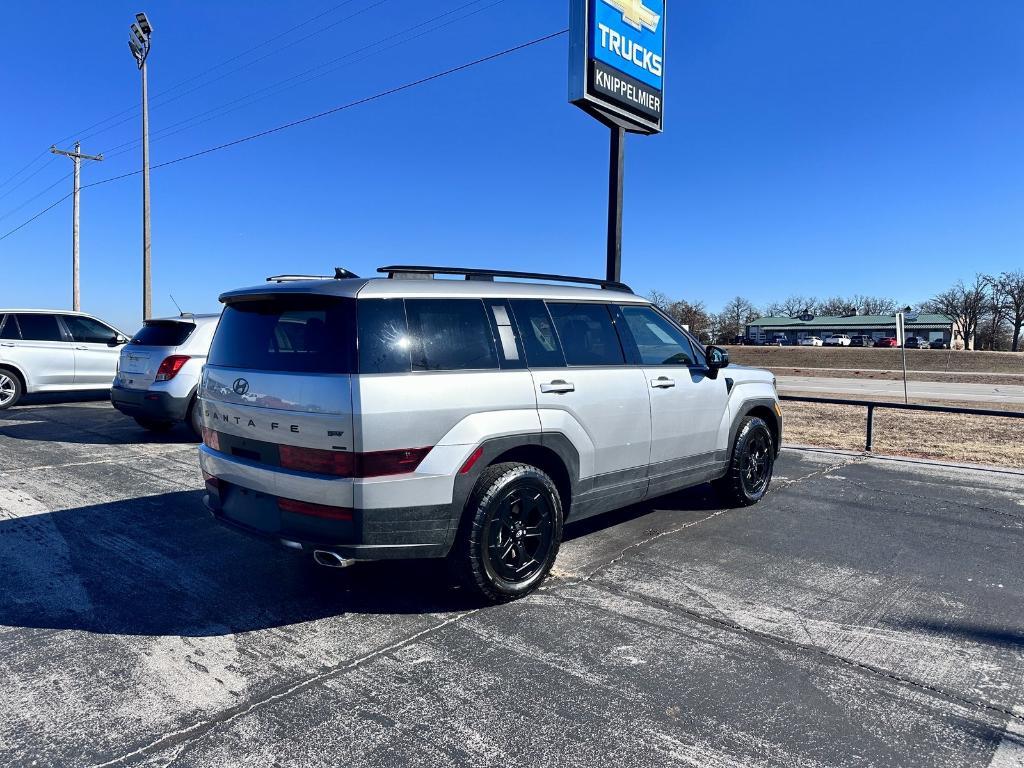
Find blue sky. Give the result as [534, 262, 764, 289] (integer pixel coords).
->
[1, 0, 1022, 333]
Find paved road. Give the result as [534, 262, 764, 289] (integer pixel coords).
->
[1, 401, 1023, 767]
[778, 374, 1024, 403]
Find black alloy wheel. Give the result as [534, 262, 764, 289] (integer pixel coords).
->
[715, 416, 775, 507]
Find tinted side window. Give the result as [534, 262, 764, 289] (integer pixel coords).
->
[620, 305, 696, 366]
[63, 315, 116, 344]
[508, 299, 565, 368]
[357, 299, 411, 374]
[0, 315, 19, 340]
[208, 298, 356, 373]
[405, 299, 498, 371]
[546, 303, 625, 366]
[16, 314, 63, 342]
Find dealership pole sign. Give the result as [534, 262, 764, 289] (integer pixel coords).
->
[570, 0, 666, 134]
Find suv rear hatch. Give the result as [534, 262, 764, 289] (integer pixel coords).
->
[118, 319, 196, 390]
[200, 295, 356, 460]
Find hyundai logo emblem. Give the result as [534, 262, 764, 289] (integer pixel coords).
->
[232, 378, 250, 396]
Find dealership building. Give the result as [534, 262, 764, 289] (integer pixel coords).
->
[744, 313, 960, 345]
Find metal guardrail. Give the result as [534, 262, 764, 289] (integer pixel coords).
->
[779, 395, 1024, 452]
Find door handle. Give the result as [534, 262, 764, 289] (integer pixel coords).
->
[0, 343, 13, 347]
[651, 377, 675, 388]
[540, 380, 575, 394]
[74, 346, 89, 350]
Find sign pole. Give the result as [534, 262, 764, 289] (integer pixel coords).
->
[896, 312, 908, 404]
[606, 125, 625, 283]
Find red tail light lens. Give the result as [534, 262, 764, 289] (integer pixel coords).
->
[277, 497, 353, 521]
[280, 445, 355, 476]
[279, 445, 431, 477]
[155, 355, 190, 381]
[459, 445, 484, 475]
[358, 447, 433, 477]
[202, 470, 222, 493]
[201, 427, 221, 451]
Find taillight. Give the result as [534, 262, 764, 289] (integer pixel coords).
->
[280, 444, 355, 476]
[202, 470, 222, 493]
[201, 427, 221, 451]
[358, 447, 432, 477]
[279, 444, 431, 477]
[277, 497, 353, 521]
[155, 355, 190, 381]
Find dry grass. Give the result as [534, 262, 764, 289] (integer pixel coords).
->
[728, 345, 1024, 374]
[782, 400, 1024, 469]
[773, 367, 1024, 386]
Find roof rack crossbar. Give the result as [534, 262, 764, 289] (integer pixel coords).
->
[377, 265, 633, 293]
[266, 267, 360, 283]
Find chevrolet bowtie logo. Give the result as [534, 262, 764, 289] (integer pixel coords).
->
[602, 0, 661, 33]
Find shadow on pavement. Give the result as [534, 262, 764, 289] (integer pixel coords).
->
[11, 391, 111, 407]
[0, 483, 728, 637]
[895, 619, 1024, 650]
[0, 409, 198, 445]
[564, 483, 722, 542]
[0, 490, 473, 636]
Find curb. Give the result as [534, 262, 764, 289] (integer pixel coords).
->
[781, 443, 1024, 477]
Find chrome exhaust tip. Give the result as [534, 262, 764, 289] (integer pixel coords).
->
[313, 550, 355, 569]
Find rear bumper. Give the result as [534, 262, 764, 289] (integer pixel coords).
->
[202, 484, 454, 560]
[111, 385, 191, 422]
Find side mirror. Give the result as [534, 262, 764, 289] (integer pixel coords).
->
[705, 345, 730, 379]
[109, 335, 128, 347]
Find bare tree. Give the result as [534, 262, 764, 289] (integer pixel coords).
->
[646, 289, 671, 310]
[999, 271, 1024, 352]
[774, 295, 819, 317]
[716, 296, 760, 342]
[926, 275, 989, 350]
[817, 296, 858, 316]
[666, 299, 712, 340]
[852, 294, 899, 316]
[979, 275, 1010, 350]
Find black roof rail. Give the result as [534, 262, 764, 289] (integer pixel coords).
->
[266, 268, 360, 283]
[377, 265, 633, 293]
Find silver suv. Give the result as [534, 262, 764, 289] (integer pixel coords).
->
[199, 267, 782, 602]
[0, 309, 128, 410]
[111, 313, 220, 435]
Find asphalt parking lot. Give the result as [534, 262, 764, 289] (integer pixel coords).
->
[1, 399, 1022, 767]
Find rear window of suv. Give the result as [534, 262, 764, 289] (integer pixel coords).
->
[208, 297, 356, 373]
[131, 320, 195, 347]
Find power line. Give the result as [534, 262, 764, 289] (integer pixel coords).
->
[74, 0, 391, 149]
[49, 0, 368, 148]
[0, 29, 567, 245]
[97, 0, 509, 160]
[0, 150, 51, 192]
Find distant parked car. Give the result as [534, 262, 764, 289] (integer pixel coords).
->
[849, 335, 873, 347]
[874, 337, 898, 348]
[823, 334, 851, 347]
[798, 336, 823, 346]
[929, 338, 950, 349]
[767, 334, 790, 346]
[110, 313, 219, 435]
[903, 336, 928, 349]
[0, 309, 129, 410]
[730, 335, 754, 345]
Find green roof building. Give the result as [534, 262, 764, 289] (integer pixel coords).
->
[745, 313, 962, 346]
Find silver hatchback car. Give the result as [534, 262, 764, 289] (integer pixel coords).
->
[111, 313, 219, 435]
[0, 309, 128, 410]
[199, 266, 782, 603]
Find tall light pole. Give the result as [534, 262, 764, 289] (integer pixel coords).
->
[129, 12, 153, 320]
[50, 142, 103, 311]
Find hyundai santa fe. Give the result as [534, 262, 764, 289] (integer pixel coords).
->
[198, 266, 783, 603]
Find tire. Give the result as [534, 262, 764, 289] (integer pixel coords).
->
[134, 417, 174, 432]
[450, 462, 563, 604]
[714, 416, 775, 507]
[186, 397, 203, 440]
[0, 368, 23, 410]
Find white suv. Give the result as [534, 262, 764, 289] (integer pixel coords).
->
[0, 310, 128, 410]
[823, 334, 851, 346]
[199, 267, 782, 602]
[111, 314, 219, 435]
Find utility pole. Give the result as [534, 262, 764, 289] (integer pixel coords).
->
[50, 142, 103, 311]
[129, 12, 153, 319]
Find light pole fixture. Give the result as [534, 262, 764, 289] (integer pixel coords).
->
[129, 11, 153, 320]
